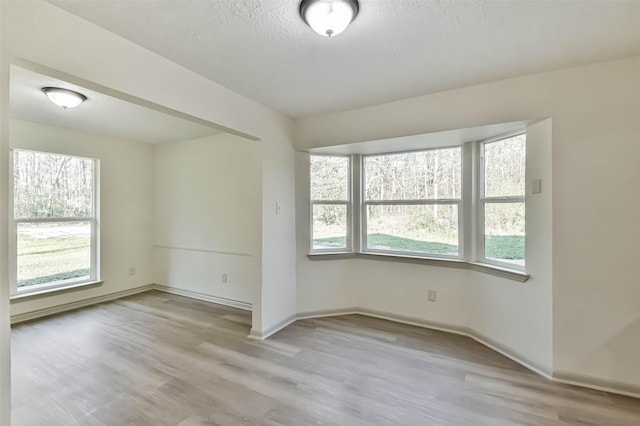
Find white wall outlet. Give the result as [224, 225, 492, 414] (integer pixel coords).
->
[128, 267, 136, 276]
[276, 202, 282, 215]
[427, 289, 437, 302]
[222, 273, 228, 283]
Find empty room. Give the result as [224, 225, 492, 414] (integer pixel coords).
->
[1, 1, 640, 425]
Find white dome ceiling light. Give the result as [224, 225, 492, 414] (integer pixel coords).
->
[300, 0, 359, 37]
[42, 87, 87, 109]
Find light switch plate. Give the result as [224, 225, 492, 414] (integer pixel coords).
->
[532, 179, 542, 194]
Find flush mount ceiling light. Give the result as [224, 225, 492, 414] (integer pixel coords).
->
[42, 87, 87, 109]
[300, 0, 359, 37]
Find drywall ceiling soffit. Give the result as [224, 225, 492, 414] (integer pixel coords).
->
[309, 120, 528, 155]
[10, 65, 222, 144]
[50, 0, 640, 118]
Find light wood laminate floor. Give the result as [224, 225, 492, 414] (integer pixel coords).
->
[11, 291, 640, 425]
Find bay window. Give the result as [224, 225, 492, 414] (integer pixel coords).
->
[309, 131, 527, 275]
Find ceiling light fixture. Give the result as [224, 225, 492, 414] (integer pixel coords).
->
[300, 0, 359, 37]
[42, 87, 87, 109]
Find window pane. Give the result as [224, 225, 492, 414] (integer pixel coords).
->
[312, 204, 347, 250]
[14, 150, 94, 219]
[366, 204, 458, 256]
[17, 221, 91, 288]
[364, 148, 461, 201]
[484, 134, 526, 198]
[310, 156, 349, 201]
[484, 203, 525, 266]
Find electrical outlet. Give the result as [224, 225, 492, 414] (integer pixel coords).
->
[427, 289, 437, 302]
[276, 202, 282, 215]
[222, 273, 228, 283]
[128, 267, 136, 276]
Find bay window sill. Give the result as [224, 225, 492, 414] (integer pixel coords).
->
[10, 280, 104, 302]
[307, 252, 529, 282]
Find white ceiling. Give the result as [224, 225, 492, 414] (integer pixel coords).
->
[10, 65, 221, 144]
[49, 0, 640, 118]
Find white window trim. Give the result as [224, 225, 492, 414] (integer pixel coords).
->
[9, 149, 101, 296]
[310, 154, 352, 254]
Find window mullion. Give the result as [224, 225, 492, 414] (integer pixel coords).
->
[352, 154, 362, 253]
[462, 142, 475, 262]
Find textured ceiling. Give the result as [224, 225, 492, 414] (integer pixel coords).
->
[50, 0, 640, 118]
[11, 66, 221, 144]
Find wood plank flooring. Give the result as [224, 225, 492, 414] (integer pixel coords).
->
[11, 291, 640, 425]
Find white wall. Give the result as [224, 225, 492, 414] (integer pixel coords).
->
[296, 56, 640, 389]
[9, 119, 155, 317]
[259, 130, 297, 335]
[0, 4, 11, 421]
[354, 261, 471, 328]
[470, 119, 554, 373]
[1, 0, 297, 339]
[154, 133, 260, 305]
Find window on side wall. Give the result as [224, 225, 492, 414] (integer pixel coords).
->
[310, 155, 350, 252]
[480, 134, 526, 269]
[11, 149, 100, 294]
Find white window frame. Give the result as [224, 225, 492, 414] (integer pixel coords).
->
[360, 147, 464, 260]
[308, 132, 527, 277]
[478, 133, 526, 270]
[309, 154, 352, 253]
[9, 149, 101, 296]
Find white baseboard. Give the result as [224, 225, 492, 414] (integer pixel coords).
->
[298, 307, 468, 336]
[152, 284, 252, 311]
[297, 307, 360, 320]
[468, 329, 552, 379]
[359, 308, 470, 336]
[249, 314, 297, 340]
[553, 370, 640, 399]
[10, 284, 156, 324]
